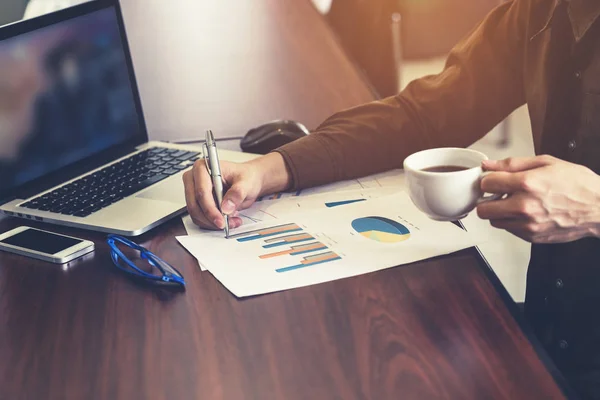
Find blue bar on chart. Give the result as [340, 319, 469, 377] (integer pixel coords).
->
[228, 223, 302, 242]
[276, 251, 342, 273]
[324, 199, 366, 208]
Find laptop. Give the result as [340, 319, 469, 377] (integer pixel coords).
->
[0, 0, 209, 236]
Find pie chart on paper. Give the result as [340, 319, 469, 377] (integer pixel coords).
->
[351, 216, 410, 243]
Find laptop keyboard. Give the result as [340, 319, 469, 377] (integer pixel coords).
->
[19, 147, 200, 218]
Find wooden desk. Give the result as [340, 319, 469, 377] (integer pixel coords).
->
[0, 1, 570, 399]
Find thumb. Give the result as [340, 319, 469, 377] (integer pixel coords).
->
[221, 181, 248, 215]
[482, 156, 554, 172]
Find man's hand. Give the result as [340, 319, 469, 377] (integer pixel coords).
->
[477, 155, 600, 243]
[183, 152, 291, 230]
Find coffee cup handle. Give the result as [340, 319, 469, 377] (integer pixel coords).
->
[476, 193, 503, 204]
[476, 171, 504, 204]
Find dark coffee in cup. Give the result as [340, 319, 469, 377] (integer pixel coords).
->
[421, 165, 469, 173]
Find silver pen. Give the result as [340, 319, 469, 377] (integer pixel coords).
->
[203, 130, 230, 238]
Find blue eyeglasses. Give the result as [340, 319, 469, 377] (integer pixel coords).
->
[107, 235, 185, 288]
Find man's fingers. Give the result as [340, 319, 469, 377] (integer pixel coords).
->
[221, 182, 248, 215]
[488, 218, 558, 242]
[192, 160, 225, 229]
[240, 198, 257, 210]
[480, 171, 527, 194]
[229, 216, 243, 229]
[184, 170, 244, 230]
[489, 218, 533, 232]
[477, 192, 546, 220]
[477, 197, 513, 220]
[482, 155, 555, 172]
[183, 171, 216, 229]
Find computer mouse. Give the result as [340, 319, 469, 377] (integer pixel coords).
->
[241, 120, 310, 154]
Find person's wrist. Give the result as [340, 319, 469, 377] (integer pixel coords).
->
[248, 152, 291, 196]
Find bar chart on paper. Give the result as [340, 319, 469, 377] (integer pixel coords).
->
[228, 223, 342, 273]
[177, 192, 482, 297]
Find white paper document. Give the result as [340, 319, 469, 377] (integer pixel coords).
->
[182, 186, 400, 237]
[182, 168, 405, 236]
[177, 192, 482, 297]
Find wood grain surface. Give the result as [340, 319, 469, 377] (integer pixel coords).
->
[0, 214, 567, 400]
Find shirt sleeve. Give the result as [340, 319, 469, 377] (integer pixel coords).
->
[275, 0, 528, 190]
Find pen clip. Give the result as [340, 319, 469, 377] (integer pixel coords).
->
[201, 143, 212, 175]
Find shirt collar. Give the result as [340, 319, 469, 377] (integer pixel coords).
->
[565, 0, 600, 41]
[531, 0, 600, 42]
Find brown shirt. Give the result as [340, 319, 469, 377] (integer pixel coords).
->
[277, 0, 597, 189]
[276, 0, 600, 396]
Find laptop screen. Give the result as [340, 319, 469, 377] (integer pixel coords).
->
[0, 6, 142, 198]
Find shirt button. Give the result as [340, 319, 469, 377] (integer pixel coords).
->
[555, 279, 564, 289]
[567, 140, 576, 151]
[559, 340, 569, 350]
[544, 296, 549, 305]
[575, 70, 582, 79]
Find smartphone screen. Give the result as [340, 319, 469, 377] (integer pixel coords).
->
[0, 229, 82, 254]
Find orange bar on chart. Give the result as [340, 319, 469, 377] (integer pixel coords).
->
[257, 224, 301, 236]
[230, 223, 303, 242]
[262, 233, 314, 248]
[275, 251, 342, 273]
[264, 233, 313, 244]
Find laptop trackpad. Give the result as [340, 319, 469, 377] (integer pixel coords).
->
[136, 176, 185, 204]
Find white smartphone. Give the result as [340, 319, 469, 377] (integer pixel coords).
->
[0, 226, 94, 264]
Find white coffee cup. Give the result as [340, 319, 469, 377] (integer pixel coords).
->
[403, 148, 501, 221]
